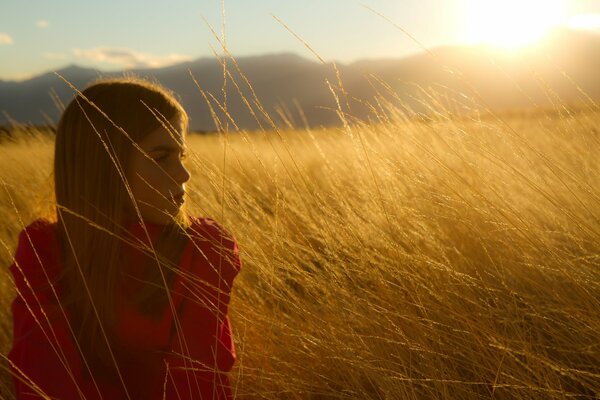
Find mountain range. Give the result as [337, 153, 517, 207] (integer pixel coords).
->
[1, 28, 599, 132]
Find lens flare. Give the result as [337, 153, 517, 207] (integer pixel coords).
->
[462, 0, 567, 49]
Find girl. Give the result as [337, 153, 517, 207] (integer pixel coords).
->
[7, 77, 242, 399]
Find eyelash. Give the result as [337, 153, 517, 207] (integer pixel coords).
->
[154, 152, 188, 162]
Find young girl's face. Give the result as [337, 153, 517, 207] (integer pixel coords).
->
[125, 117, 191, 225]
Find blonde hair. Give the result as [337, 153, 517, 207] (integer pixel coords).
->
[54, 76, 191, 379]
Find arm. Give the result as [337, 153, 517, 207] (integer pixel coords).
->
[161, 218, 242, 400]
[9, 301, 100, 400]
[8, 222, 120, 400]
[162, 308, 234, 400]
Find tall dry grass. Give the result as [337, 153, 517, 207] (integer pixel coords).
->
[1, 91, 598, 398]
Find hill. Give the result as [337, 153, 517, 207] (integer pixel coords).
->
[1, 28, 598, 131]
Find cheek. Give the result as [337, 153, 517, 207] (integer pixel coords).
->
[126, 158, 152, 197]
[129, 162, 169, 200]
[129, 170, 146, 193]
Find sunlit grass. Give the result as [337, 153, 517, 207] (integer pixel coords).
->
[1, 97, 598, 398]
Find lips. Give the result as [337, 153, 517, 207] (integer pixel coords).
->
[171, 191, 185, 205]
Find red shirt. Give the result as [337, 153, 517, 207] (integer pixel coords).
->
[8, 216, 242, 399]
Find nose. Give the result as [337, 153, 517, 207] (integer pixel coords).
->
[173, 159, 191, 185]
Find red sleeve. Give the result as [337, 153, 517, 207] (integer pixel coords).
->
[7, 221, 121, 400]
[161, 217, 242, 400]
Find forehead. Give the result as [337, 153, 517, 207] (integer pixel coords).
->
[138, 117, 186, 150]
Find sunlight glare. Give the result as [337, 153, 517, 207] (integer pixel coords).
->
[568, 13, 600, 31]
[463, 0, 567, 49]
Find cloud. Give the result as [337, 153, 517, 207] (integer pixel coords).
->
[0, 32, 13, 45]
[36, 20, 49, 29]
[10, 72, 37, 81]
[72, 47, 193, 69]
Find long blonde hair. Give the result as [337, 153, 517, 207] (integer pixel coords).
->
[54, 76, 191, 378]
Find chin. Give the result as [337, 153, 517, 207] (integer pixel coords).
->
[140, 201, 184, 224]
[137, 210, 174, 225]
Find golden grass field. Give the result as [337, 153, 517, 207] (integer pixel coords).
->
[0, 101, 599, 398]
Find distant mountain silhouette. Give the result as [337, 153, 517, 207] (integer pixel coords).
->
[1, 28, 598, 131]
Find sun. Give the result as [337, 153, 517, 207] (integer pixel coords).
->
[462, 0, 567, 50]
[568, 13, 600, 31]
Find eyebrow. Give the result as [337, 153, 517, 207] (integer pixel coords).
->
[148, 145, 187, 153]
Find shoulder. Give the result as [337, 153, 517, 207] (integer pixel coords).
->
[187, 216, 238, 250]
[15, 218, 58, 259]
[11, 218, 61, 299]
[20, 217, 56, 235]
[185, 216, 241, 273]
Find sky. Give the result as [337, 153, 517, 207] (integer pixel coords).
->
[1, 0, 599, 81]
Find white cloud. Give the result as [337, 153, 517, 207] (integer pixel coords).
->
[42, 52, 67, 60]
[72, 47, 193, 69]
[36, 20, 49, 29]
[0, 32, 14, 45]
[10, 72, 37, 81]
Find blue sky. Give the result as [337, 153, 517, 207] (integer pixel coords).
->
[1, 0, 599, 81]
